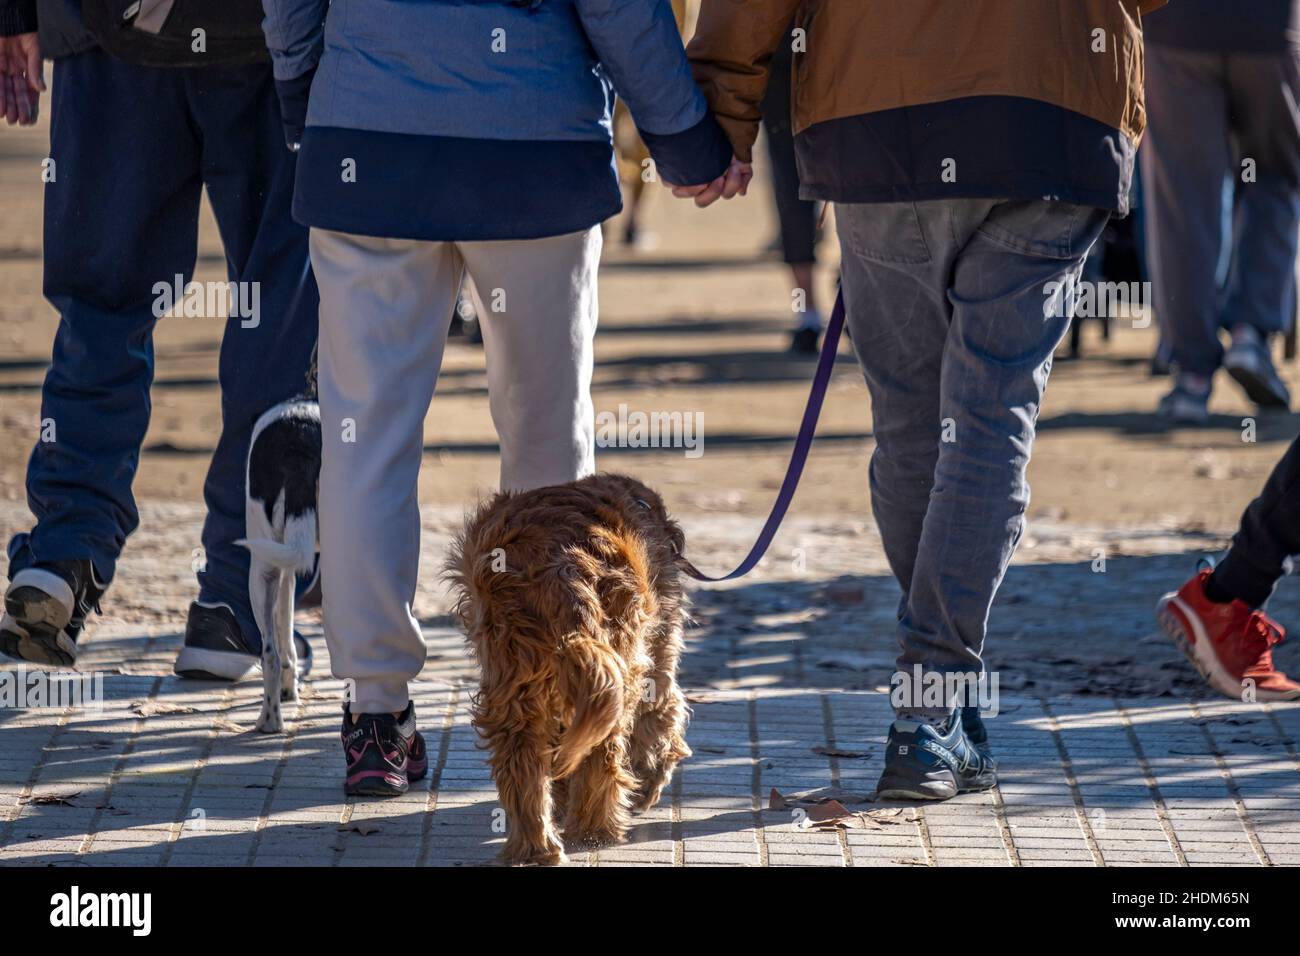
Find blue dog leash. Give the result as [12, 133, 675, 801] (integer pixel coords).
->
[677, 290, 846, 583]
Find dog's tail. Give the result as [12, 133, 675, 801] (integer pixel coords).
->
[236, 513, 317, 576]
[552, 636, 626, 780]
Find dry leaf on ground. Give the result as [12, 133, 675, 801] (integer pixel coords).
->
[131, 701, 198, 717]
[812, 745, 871, 759]
[20, 791, 81, 807]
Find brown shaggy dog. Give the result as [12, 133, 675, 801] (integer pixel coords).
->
[447, 473, 691, 865]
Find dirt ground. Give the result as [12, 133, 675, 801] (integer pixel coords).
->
[3, 103, 1300, 695]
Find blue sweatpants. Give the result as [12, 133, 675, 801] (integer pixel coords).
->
[5, 48, 319, 650]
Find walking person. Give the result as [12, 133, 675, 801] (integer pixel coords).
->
[260, 0, 734, 795]
[1144, 0, 1300, 422]
[760, 27, 823, 356]
[684, 0, 1163, 800]
[0, 0, 319, 677]
[1158, 434, 1300, 701]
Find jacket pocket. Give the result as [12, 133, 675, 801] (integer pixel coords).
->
[839, 201, 932, 265]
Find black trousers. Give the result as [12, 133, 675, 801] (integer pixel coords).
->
[1215, 434, 1300, 607]
[760, 36, 817, 266]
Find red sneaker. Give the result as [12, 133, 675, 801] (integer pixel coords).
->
[1157, 568, 1300, 701]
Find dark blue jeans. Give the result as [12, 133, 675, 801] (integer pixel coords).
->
[5, 49, 319, 650]
[1142, 45, 1300, 376]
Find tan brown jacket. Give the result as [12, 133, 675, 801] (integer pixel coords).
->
[687, 0, 1169, 212]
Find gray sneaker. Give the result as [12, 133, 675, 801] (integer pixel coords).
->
[1, 559, 105, 668]
[876, 710, 997, 801]
[1157, 381, 1209, 424]
[1225, 337, 1290, 409]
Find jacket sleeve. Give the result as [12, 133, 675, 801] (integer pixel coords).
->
[687, 0, 802, 163]
[575, 0, 732, 185]
[261, 0, 328, 148]
[0, 0, 38, 37]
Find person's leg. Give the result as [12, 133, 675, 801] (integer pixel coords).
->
[1213, 434, 1300, 608]
[835, 203, 958, 612]
[761, 30, 821, 347]
[1141, 46, 1232, 393]
[8, 50, 201, 585]
[1218, 51, 1300, 407]
[459, 228, 602, 493]
[844, 198, 1058, 800]
[900, 200, 1108, 705]
[1157, 432, 1300, 700]
[186, 61, 319, 647]
[310, 228, 459, 716]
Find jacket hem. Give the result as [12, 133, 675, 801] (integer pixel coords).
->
[794, 97, 1136, 216]
[292, 126, 624, 242]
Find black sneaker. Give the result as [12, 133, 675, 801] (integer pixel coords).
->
[342, 702, 428, 797]
[173, 601, 313, 681]
[789, 327, 820, 356]
[1, 559, 105, 667]
[876, 711, 997, 801]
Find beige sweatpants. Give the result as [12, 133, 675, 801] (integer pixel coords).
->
[309, 226, 601, 715]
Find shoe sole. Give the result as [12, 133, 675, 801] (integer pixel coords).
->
[174, 639, 313, 682]
[344, 770, 411, 797]
[173, 645, 258, 681]
[1225, 359, 1290, 409]
[3, 584, 78, 668]
[876, 768, 996, 801]
[1157, 593, 1300, 702]
[343, 747, 428, 797]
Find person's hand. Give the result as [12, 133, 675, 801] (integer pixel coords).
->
[668, 155, 753, 208]
[0, 33, 44, 127]
[275, 73, 315, 152]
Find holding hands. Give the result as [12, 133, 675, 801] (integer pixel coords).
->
[665, 154, 753, 208]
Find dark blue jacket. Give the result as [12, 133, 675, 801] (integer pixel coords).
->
[1145, 0, 1300, 52]
[262, 0, 733, 242]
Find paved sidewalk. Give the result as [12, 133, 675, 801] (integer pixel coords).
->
[3, 620, 1299, 867]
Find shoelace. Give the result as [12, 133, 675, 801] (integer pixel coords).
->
[359, 715, 407, 762]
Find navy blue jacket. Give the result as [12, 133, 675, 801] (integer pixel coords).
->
[1146, 0, 1300, 52]
[261, 0, 733, 242]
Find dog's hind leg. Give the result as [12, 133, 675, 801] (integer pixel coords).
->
[273, 569, 297, 704]
[550, 777, 569, 820]
[628, 679, 692, 813]
[478, 693, 566, 866]
[562, 733, 637, 847]
[252, 566, 284, 734]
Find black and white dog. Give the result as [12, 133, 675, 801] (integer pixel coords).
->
[237, 353, 321, 733]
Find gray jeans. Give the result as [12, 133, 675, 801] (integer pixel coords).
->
[836, 199, 1108, 718]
